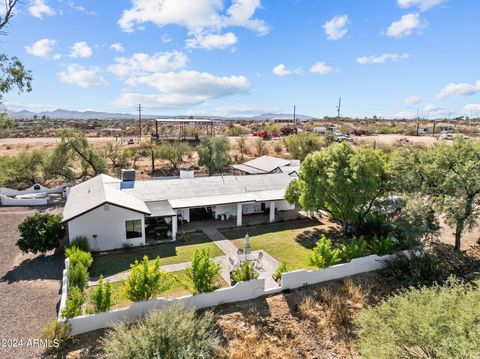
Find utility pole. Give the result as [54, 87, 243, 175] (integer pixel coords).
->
[138, 104, 142, 141]
[416, 108, 420, 136]
[293, 105, 297, 129]
[336, 97, 342, 119]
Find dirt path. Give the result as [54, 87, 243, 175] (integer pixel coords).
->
[0, 207, 64, 359]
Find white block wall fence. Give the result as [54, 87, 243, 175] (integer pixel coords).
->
[59, 249, 418, 336]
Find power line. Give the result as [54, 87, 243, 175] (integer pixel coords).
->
[336, 97, 341, 119]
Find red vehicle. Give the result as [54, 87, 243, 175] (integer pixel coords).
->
[280, 127, 297, 136]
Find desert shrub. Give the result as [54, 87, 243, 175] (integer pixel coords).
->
[62, 286, 84, 318]
[273, 262, 289, 281]
[65, 246, 93, 269]
[231, 260, 259, 283]
[100, 304, 220, 359]
[339, 236, 370, 262]
[380, 252, 448, 287]
[88, 275, 112, 313]
[41, 320, 72, 353]
[185, 249, 222, 294]
[67, 235, 90, 251]
[16, 213, 64, 254]
[273, 142, 283, 154]
[67, 261, 89, 290]
[356, 279, 480, 359]
[254, 138, 267, 156]
[123, 256, 172, 302]
[372, 235, 395, 256]
[309, 235, 341, 268]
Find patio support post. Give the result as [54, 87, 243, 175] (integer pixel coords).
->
[172, 214, 177, 240]
[269, 201, 275, 223]
[237, 203, 242, 226]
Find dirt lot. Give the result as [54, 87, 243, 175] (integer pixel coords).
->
[353, 134, 438, 147]
[0, 206, 64, 359]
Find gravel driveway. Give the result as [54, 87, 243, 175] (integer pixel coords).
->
[0, 206, 64, 359]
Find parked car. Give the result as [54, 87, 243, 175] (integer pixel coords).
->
[438, 133, 468, 140]
[335, 133, 353, 142]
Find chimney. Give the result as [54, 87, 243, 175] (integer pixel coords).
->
[179, 164, 194, 179]
[121, 169, 136, 182]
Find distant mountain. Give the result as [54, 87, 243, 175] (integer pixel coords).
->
[8, 108, 316, 121]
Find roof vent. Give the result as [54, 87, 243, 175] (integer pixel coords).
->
[179, 164, 194, 179]
[121, 169, 136, 182]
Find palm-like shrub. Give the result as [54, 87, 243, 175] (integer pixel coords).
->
[339, 236, 370, 262]
[67, 261, 89, 290]
[123, 256, 172, 302]
[273, 262, 289, 281]
[356, 279, 480, 359]
[309, 235, 341, 268]
[100, 304, 220, 359]
[65, 245, 93, 269]
[88, 275, 112, 313]
[185, 249, 221, 294]
[231, 260, 259, 283]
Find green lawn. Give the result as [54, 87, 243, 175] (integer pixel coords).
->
[220, 219, 322, 271]
[90, 232, 224, 277]
[85, 269, 228, 310]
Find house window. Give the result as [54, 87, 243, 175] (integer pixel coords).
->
[125, 219, 142, 239]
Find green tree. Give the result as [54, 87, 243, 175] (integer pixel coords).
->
[286, 143, 390, 234]
[0, 149, 48, 188]
[156, 141, 191, 170]
[283, 132, 323, 161]
[185, 249, 221, 294]
[196, 136, 231, 175]
[16, 213, 64, 254]
[356, 279, 480, 359]
[392, 139, 480, 250]
[123, 256, 172, 302]
[309, 235, 341, 268]
[61, 286, 84, 319]
[57, 128, 107, 178]
[67, 261, 89, 290]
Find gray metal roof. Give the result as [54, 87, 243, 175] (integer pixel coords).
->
[62, 174, 151, 222]
[145, 200, 176, 217]
[122, 173, 293, 206]
[231, 155, 295, 174]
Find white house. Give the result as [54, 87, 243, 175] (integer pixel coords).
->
[62, 169, 297, 251]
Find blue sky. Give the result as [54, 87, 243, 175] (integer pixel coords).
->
[1, 0, 479, 118]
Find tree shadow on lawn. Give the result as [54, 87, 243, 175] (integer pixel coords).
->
[294, 227, 346, 250]
[1, 253, 64, 283]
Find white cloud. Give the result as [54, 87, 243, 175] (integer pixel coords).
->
[272, 64, 302, 76]
[110, 43, 125, 53]
[3, 101, 63, 112]
[25, 38, 56, 57]
[53, 54, 62, 60]
[464, 104, 480, 114]
[67, 1, 96, 15]
[118, 0, 268, 36]
[115, 70, 249, 108]
[107, 51, 188, 77]
[357, 53, 410, 64]
[58, 64, 108, 88]
[387, 13, 424, 37]
[69, 41, 93, 58]
[323, 15, 348, 41]
[423, 103, 448, 117]
[310, 62, 334, 75]
[403, 95, 422, 105]
[394, 111, 416, 119]
[186, 32, 237, 49]
[437, 80, 480, 98]
[397, 0, 445, 11]
[213, 105, 282, 116]
[29, 0, 56, 18]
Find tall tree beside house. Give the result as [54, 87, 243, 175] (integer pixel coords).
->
[56, 128, 108, 178]
[16, 213, 64, 254]
[285, 143, 390, 234]
[392, 139, 480, 251]
[156, 141, 191, 171]
[196, 136, 230, 175]
[283, 132, 323, 161]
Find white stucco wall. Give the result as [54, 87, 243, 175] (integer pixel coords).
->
[276, 200, 295, 211]
[67, 204, 145, 251]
